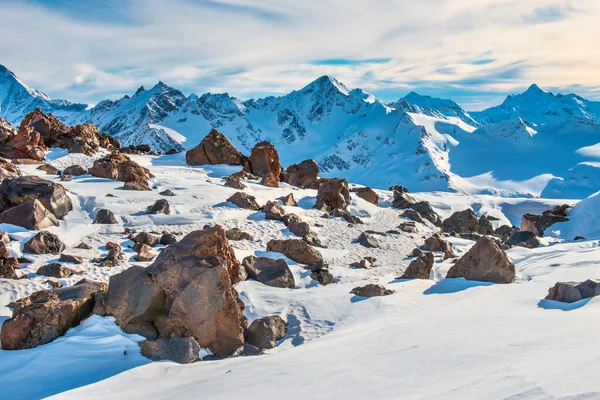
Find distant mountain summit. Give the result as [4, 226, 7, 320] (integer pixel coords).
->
[389, 92, 480, 127]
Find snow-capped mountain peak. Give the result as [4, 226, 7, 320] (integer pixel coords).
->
[389, 91, 480, 127]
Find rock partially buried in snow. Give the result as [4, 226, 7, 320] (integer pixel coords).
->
[446, 236, 515, 284]
[266, 238, 323, 265]
[280, 159, 319, 189]
[263, 201, 285, 221]
[159, 189, 176, 196]
[36, 263, 73, 278]
[139, 337, 200, 364]
[545, 279, 600, 303]
[93, 209, 118, 224]
[226, 228, 250, 241]
[132, 232, 159, 247]
[356, 232, 379, 248]
[0, 199, 58, 230]
[0, 157, 22, 182]
[350, 284, 393, 297]
[37, 163, 60, 176]
[242, 255, 295, 288]
[185, 129, 248, 167]
[146, 199, 170, 215]
[0, 176, 73, 219]
[246, 316, 288, 349]
[400, 252, 434, 280]
[420, 234, 456, 259]
[58, 254, 83, 264]
[63, 164, 87, 176]
[314, 178, 350, 211]
[227, 192, 261, 211]
[505, 231, 540, 248]
[442, 209, 480, 234]
[23, 231, 65, 255]
[277, 193, 298, 207]
[350, 187, 379, 205]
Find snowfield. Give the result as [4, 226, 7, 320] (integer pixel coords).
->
[0, 152, 599, 400]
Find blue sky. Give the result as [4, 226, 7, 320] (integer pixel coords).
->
[1, 0, 599, 110]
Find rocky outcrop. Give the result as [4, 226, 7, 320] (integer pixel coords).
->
[36, 263, 73, 278]
[401, 252, 434, 280]
[139, 337, 200, 364]
[0, 199, 58, 230]
[314, 178, 350, 211]
[101, 226, 246, 357]
[263, 201, 285, 221]
[505, 231, 540, 248]
[420, 234, 456, 259]
[146, 199, 170, 215]
[545, 279, 600, 303]
[242, 256, 295, 288]
[23, 231, 65, 255]
[442, 209, 479, 234]
[248, 141, 281, 187]
[245, 316, 288, 349]
[350, 284, 393, 297]
[227, 192, 261, 210]
[186, 129, 248, 167]
[266, 239, 323, 265]
[521, 204, 570, 237]
[277, 193, 298, 206]
[0, 116, 46, 161]
[1, 279, 107, 350]
[89, 151, 153, 191]
[63, 165, 88, 176]
[0, 158, 21, 182]
[446, 236, 515, 283]
[280, 159, 319, 189]
[0, 176, 73, 219]
[93, 209, 118, 224]
[350, 187, 379, 205]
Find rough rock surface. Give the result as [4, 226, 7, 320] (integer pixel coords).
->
[350, 284, 393, 297]
[36, 263, 73, 278]
[245, 316, 288, 349]
[280, 159, 319, 189]
[93, 209, 118, 224]
[545, 279, 600, 303]
[89, 151, 153, 190]
[139, 337, 200, 364]
[63, 165, 88, 176]
[506, 231, 540, 248]
[521, 204, 570, 237]
[146, 199, 170, 215]
[248, 141, 281, 188]
[227, 192, 261, 210]
[0, 158, 21, 182]
[401, 252, 434, 280]
[420, 234, 456, 259]
[277, 193, 298, 206]
[0, 199, 58, 230]
[446, 236, 515, 283]
[23, 231, 65, 255]
[350, 187, 379, 205]
[314, 178, 350, 211]
[185, 129, 248, 167]
[356, 232, 379, 248]
[0, 176, 72, 219]
[226, 228, 250, 241]
[442, 209, 480, 234]
[263, 201, 285, 221]
[242, 255, 295, 288]
[266, 239, 323, 265]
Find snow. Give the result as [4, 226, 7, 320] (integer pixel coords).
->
[1, 154, 599, 399]
[552, 190, 600, 240]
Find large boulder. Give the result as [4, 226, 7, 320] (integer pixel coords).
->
[1, 122, 46, 161]
[242, 256, 295, 288]
[505, 231, 540, 248]
[23, 231, 65, 255]
[1, 279, 107, 349]
[280, 159, 319, 189]
[0, 157, 21, 182]
[89, 151, 152, 190]
[442, 209, 479, 234]
[263, 201, 285, 221]
[36, 263, 73, 278]
[420, 234, 456, 259]
[314, 178, 350, 211]
[0, 199, 58, 230]
[401, 252, 434, 280]
[139, 337, 200, 364]
[186, 129, 248, 167]
[93, 209, 118, 224]
[0, 176, 73, 219]
[350, 187, 379, 205]
[63, 165, 88, 176]
[521, 204, 570, 237]
[248, 141, 281, 187]
[545, 279, 600, 303]
[245, 316, 287, 349]
[102, 226, 246, 357]
[227, 192, 261, 211]
[266, 239, 323, 265]
[446, 236, 515, 283]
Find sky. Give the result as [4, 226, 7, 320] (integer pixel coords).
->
[1, 0, 600, 110]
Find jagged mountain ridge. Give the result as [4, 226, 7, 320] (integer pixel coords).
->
[2, 64, 600, 198]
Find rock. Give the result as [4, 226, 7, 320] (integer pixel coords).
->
[227, 192, 260, 210]
[106, 242, 121, 251]
[103, 226, 246, 357]
[0, 231, 10, 244]
[36, 263, 73, 278]
[420, 234, 456, 259]
[350, 258, 375, 269]
[446, 236, 515, 283]
[60, 174, 72, 182]
[242, 256, 295, 288]
[1, 279, 107, 349]
[226, 228, 250, 241]
[63, 165, 88, 176]
[277, 193, 298, 206]
[314, 178, 350, 211]
[0, 241, 9, 259]
[58, 254, 83, 264]
[132, 232, 158, 247]
[478, 215, 494, 235]
[248, 141, 281, 187]
[331, 208, 363, 224]
[521, 204, 570, 237]
[0, 257, 19, 279]
[89, 151, 152, 190]
[246, 316, 287, 349]
[93, 209, 118, 224]
[94, 248, 122, 268]
[0, 199, 58, 230]
[287, 220, 311, 238]
[442, 209, 479, 234]
[401, 209, 424, 224]
[0, 157, 22, 182]
[495, 225, 517, 242]
[303, 232, 324, 248]
[280, 159, 319, 189]
[123, 181, 150, 191]
[310, 269, 336, 285]
[1, 119, 46, 161]
[263, 201, 285, 221]
[399, 221, 418, 233]
[134, 250, 157, 262]
[350, 187, 379, 205]
[0, 176, 72, 219]
[23, 231, 65, 255]
[411, 248, 423, 257]
[282, 213, 302, 226]
[146, 199, 170, 215]
[224, 175, 246, 190]
[159, 233, 178, 245]
[37, 164, 60, 175]
[159, 189, 176, 196]
[389, 185, 409, 193]
[185, 129, 248, 167]
[356, 232, 379, 248]
[505, 231, 540, 248]
[391, 190, 417, 209]
[133, 242, 152, 254]
[266, 238, 323, 265]
[401, 252, 434, 279]
[45, 280, 62, 288]
[350, 284, 393, 297]
[139, 337, 200, 364]
[75, 242, 92, 249]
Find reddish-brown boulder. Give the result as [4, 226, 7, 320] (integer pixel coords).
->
[263, 201, 285, 221]
[63, 165, 88, 176]
[446, 236, 515, 283]
[23, 231, 65, 255]
[350, 284, 393, 297]
[350, 187, 379, 205]
[89, 151, 152, 190]
[186, 129, 248, 167]
[266, 238, 323, 265]
[37, 164, 60, 176]
[314, 178, 350, 211]
[227, 192, 261, 210]
[242, 255, 295, 288]
[0, 157, 21, 182]
[0, 199, 58, 230]
[277, 193, 298, 206]
[281, 159, 319, 189]
[248, 141, 281, 188]
[420, 234, 456, 259]
[401, 252, 434, 280]
[0, 257, 20, 279]
[0, 176, 72, 218]
[521, 204, 570, 237]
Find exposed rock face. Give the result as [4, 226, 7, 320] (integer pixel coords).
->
[63, 165, 88, 176]
[350, 187, 379, 205]
[0, 176, 73, 219]
[89, 151, 152, 190]
[224, 175, 246, 190]
[495, 225, 517, 242]
[0, 158, 21, 182]
[401, 252, 434, 280]
[506, 231, 540, 248]
[103, 226, 246, 357]
[263, 201, 285, 221]
[93, 209, 118, 224]
[521, 204, 570, 237]
[545, 279, 600, 303]
[37, 164, 60, 176]
[391, 190, 417, 209]
[314, 178, 350, 211]
[36, 263, 73, 278]
[446, 236, 515, 283]
[287, 220, 311, 238]
[266, 239, 323, 265]
[0, 199, 58, 230]
[227, 192, 261, 210]
[391, 190, 441, 226]
[1, 279, 107, 350]
[139, 337, 200, 364]
[281, 159, 319, 189]
[132, 232, 158, 247]
[226, 228, 250, 241]
[248, 141, 281, 187]
[420, 234, 456, 259]
[242, 256, 295, 288]
[146, 199, 170, 215]
[23, 231, 65, 255]
[277, 193, 298, 206]
[350, 284, 393, 297]
[246, 316, 288, 349]
[356, 232, 379, 248]
[186, 129, 248, 167]
[442, 209, 479, 234]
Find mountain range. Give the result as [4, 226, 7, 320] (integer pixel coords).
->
[1, 64, 600, 199]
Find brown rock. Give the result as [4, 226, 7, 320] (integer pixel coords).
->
[227, 192, 260, 210]
[63, 165, 88, 176]
[263, 201, 285, 221]
[350, 187, 379, 205]
[89, 151, 152, 190]
[350, 284, 393, 297]
[0, 257, 19, 279]
[287, 220, 311, 238]
[314, 178, 350, 211]
[134, 250, 157, 262]
[37, 164, 60, 176]
[545, 279, 600, 303]
[0, 199, 58, 230]
[0, 176, 73, 218]
[23, 231, 65, 255]
[521, 204, 570, 237]
[0, 157, 21, 182]
[266, 239, 323, 265]
[146, 199, 170, 215]
[246, 316, 287, 349]
[242, 255, 295, 288]
[132, 232, 158, 247]
[224, 175, 246, 190]
[226, 228, 250, 241]
[36, 263, 73, 278]
[139, 337, 200, 364]
[93, 209, 118, 224]
[277, 193, 298, 206]
[446, 236, 515, 283]
[185, 129, 247, 167]
[350, 258, 375, 269]
[280, 159, 319, 189]
[248, 141, 281, 188]
[58, 254, 84, 264]
[420, 234, 456, 259]
[442, 209, 479, 234]
[401, 252, 434, 279]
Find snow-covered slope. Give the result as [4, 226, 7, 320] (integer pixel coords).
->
[389, 92, 480, 127]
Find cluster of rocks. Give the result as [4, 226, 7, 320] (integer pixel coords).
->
[0, 240, 19, 279]
[89, 151, 154, 191]
[391, 188, 442, 227]
[521, 204, 570, 237]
